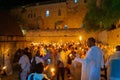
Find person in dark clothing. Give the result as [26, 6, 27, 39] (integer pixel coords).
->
[24, 47, 32, 63]
[56, 60, 65, 80]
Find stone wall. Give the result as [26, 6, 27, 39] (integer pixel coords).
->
[0, 36, 29, 67]
[96, 28, 120, 47]
[25, 28, 120, 47]
[25, 28, 99, 42]
[98, 30, 108, 44]
[107, 28, 120, 47]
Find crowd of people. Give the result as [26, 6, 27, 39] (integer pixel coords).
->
[13, 37, 120, 80]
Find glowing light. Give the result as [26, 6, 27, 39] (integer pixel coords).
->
[114, 48, 116, 52]
[69, 54, 72, 57]
[31, 42, 39, 46]
[51, 67, 55, 77]
[4, 48, 9, 54]
[51, 68, 55, 72]
[21, 28, 26, 36]
[74, 0, 78, 3]
[79, 36, 82, 41]
[79, 47, 81, 50]
[46, 10, 49, 17]
[2, 66, 6, 70]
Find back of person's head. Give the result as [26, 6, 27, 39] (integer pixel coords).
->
[87, 37, 96, 47]
[116, 45, 120, 51]
[88, 37, 96, 43]
[24, 47, 29, 52]
[35, 62, 44, 73]
[18, 49, 24, 56]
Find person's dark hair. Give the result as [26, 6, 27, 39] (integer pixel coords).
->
[36, 50, 40, 56]
[88, 37, 96, 43]
[116, 45, 120, 51]
[35, 62, 44, 73]
[24, 47, 29, 51]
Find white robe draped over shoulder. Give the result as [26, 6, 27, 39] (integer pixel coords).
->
[74, 46, 104, 80]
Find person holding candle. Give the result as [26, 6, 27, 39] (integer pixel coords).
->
[73, 37, 104, 80]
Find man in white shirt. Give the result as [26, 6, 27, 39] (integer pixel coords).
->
[74, 37, 104, 80]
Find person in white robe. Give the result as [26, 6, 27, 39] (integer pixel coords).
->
[73, 37, 104, 80]
[19, 52, 30, 80]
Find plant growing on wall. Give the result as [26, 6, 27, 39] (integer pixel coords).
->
[101, 0, 120, 29]
[83, 0, 120, 32]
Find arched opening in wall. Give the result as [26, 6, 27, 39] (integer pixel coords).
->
[54, 20, 64, 29]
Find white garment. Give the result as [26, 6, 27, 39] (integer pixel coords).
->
[19, 55, 30, 80]
[31, 56, 44, 64]
[74, 46, 104, 80]
[19, 54, 30, 72]
[4, 54, 13, 75]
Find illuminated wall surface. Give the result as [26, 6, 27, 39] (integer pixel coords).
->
[10, 0, 87, 30]
[25, 29, 98, 42]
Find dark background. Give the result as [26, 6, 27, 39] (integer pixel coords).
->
[0, 0, 66, 11]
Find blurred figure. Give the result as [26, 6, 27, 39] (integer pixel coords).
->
[30, 50, 44, 73]
[71, 61, 82, 80]
[55, 48, 65, 80]
[31, 50, 44, 64]
[4, 53, 13, 75]
[105, 45, 120, 80]
[56, 60, 65, 80]
[28, 62, 50, 80]
[74, 37, 104, 80]
[66, 45, 74, 78]
[24, 47, 32, 62]
[19, 50, 30, 80]
[71, 50, 82, 80]
[13, 48, 23, 63]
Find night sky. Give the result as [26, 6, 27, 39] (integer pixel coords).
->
[0, 0, 51, 11]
